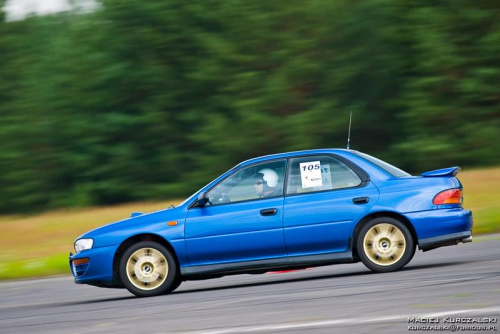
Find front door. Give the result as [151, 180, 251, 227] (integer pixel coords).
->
[185, 159, 287, 266]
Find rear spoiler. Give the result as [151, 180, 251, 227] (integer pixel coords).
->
[421, 166, 461, 177]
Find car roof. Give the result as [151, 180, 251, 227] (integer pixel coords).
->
[238, 148, 354, 167]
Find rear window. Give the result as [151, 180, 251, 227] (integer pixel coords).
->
[353, 152, 411, 178]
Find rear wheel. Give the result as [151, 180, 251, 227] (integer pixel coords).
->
[119, 241, 177, 297]
[356, 217, 415, 273]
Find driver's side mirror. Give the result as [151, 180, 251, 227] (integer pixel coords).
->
[197, 191, 209, 207]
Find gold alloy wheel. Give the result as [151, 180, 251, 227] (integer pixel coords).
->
[363, 223, 406, 266]
[126, 248, 169, 290]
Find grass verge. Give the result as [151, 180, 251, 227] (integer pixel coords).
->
[458, 167, 500, 234]
[0, 201, 178, 280]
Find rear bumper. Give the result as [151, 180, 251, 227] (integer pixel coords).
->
[405, 208, 473, 251]
[418, 231, 472, 251]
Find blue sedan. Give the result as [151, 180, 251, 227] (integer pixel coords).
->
[69, 149, 473, 297]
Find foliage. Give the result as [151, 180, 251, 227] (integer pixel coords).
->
[0, 0, 499, 213]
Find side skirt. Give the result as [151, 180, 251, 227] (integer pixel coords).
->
[180, 251, 353, 279]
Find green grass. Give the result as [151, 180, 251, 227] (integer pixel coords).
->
[0, 201, 178, 280]
[1, 166, 499, 280]
[458, 167, 500, 234]
[0, 253, 69, 280]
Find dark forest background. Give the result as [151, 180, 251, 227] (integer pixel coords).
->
[0, 0, 499, 213]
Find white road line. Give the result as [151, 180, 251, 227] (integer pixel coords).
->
[175, 306, 500, 334]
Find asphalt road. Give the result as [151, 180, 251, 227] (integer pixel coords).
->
[2, 235, 500, 334]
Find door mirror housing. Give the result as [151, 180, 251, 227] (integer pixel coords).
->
[197, 191, 210, 207]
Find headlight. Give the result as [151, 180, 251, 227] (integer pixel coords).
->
[74, 238, 93, 253]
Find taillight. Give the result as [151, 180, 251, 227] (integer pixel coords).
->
[433, 189, 463, 205]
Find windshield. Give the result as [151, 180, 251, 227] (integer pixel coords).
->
[176, 186, 204, 208]
[353, 151, 411, 178]
[176, 163, 243, 208]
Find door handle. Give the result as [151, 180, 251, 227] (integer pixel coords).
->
[352, 197, 369, 205]
[260, 208, 277, 216]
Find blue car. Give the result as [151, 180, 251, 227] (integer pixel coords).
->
[70, 149, 473, 297]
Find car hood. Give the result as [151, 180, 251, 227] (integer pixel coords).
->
[77, 206, 185, 242]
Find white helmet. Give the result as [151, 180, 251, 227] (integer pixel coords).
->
[257, 168, 279, 188]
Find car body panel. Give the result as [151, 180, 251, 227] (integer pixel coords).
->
[406, 208, 473, 241]
[71, 207, 191, 271]
[184, 197, 286, 266]
[421, 166, 460, 177]
[371, 177, 461, 213]
[180, 250, 354, 277]
[69, 148, 474, 288]
[81, 208, 185, 248]
[283, 182, 380, 256]
[71, 244, 118, 283]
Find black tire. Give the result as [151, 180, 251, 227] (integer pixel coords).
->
[165, 276, 182, 294]
[119, 241, 177, 297]
[356, 217, 415, 273]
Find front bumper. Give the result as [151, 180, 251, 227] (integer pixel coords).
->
[405, 208, 473, 251]
[69, 244, 119, 284]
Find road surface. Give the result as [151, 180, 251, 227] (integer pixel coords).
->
[1, 235, 499, 333]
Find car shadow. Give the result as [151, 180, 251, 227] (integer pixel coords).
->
[44, 259, 476, 307]
[172, 259, 475, 295]
[404, 260, 473, 271]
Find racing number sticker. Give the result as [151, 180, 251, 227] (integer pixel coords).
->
[300, 161, 323, 188]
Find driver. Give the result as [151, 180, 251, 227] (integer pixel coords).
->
[254, 168, 279, 198]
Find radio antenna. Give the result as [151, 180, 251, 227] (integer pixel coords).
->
[347, 111, 352, 150]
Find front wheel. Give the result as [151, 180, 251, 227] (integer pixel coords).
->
[165, 276, 182, 294]
[356, 217, 415, 273]
[119, 241, 177, 297]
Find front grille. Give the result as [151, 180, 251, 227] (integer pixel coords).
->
[72, 263, 89, 277]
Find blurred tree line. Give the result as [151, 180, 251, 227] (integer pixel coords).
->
[0, 0, 499, 213]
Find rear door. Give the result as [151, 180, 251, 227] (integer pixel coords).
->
[283, 155, 379, 256]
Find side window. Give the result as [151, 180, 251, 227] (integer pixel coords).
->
[286, 156, 362, 195]
[208, 160, 286, 205]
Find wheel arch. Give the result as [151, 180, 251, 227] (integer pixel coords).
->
[112, 233, 180, 286]
[351, 211, 417, 258]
